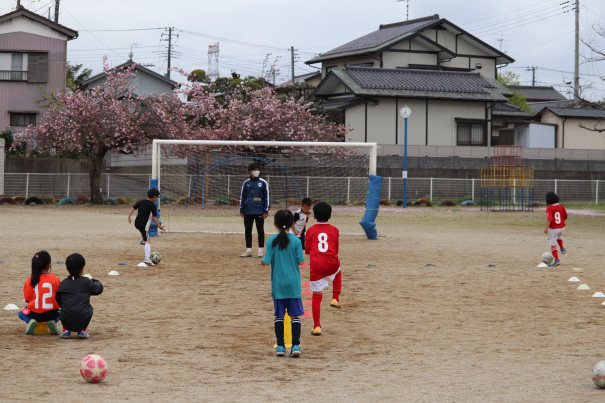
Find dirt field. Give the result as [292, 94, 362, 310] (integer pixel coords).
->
[1, 204, 605, 402]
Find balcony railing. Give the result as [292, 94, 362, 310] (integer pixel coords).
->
[0, 70, 28, 81]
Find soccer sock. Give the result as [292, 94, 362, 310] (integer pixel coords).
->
[274, 317, 285, 346]
[246, 248, 252, 253]
[557, 239, 565, 250]
[291, 317, 301, 345]
[258, 247, 263, 254]
[312, 293, 323, 328]
[144, 243, 151, 260]
[551, 246, 559, 261]
[332, 271, 342, 301]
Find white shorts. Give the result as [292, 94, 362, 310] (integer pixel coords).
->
[310, 268, 341, 293]
[549, 227, 565, 246]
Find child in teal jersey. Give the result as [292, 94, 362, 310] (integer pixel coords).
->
[261, 209, 305, 357]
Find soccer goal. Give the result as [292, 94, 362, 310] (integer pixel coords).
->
[151, 140, 377, 233]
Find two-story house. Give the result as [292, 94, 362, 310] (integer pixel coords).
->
[0, 6, 77, 132]
[306, 14, 528, 152]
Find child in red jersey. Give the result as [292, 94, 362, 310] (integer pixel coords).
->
[18, 251, 61, 335]
[544, 191, 567, 267]
[305, 201, 342, 336]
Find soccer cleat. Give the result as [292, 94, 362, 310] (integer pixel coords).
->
[275, 345, 286, 356]
[329, 299, 341, 309]
[47, 321, 59, 335]
[60, 330, 71, 339]
[561, 249, 567, 254]
[290, 345, 301, 357]
[25, 319, 38, 335]
[311, 326, 322, 336]
[549, 259, 561, 267]
[144, 259, 155, 266]
[240, 251, 253, 257]
[77, 330, 90, 339]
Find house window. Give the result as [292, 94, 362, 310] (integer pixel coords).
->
[456, 120, 487, 146]
[0, 52, 47, 82]
[10, 112, 37, 126]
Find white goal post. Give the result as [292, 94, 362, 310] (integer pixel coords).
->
[151, 140, 377, 233]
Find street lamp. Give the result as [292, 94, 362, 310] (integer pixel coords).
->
[400, 105, 412, 208]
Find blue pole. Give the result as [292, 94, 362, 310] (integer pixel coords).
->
[403, 117, 408, 208]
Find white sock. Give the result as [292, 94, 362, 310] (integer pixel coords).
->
[246, 248, 252, 253]
[258, 248, 263, 254]
[144, 243, 151, 260]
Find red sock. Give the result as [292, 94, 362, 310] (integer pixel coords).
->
[332, 271, 342, 301]
[551, 246, 559, 261]
[312, 293, 322, 328]
[557, 239, 564, 250]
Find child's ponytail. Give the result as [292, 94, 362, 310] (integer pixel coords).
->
[272, 210, 294, 250]
[31, 250, 51, 288]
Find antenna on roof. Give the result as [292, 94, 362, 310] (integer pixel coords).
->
[396, 0, 410, 21]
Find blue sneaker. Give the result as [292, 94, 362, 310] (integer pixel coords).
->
[549, 259, 561, 267]
[77, 330, 90, 339]
[60, 331, 71, 339]
[290, 345, 300, 357]
[276, 345, 286, 356]
[25, 319, 37, 335]
[561, 249, 567, 254]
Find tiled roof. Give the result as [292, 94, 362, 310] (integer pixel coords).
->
[542, 107, 605, 119]
[315, 66, 509, 102]
[321, 15, 439, 57]
[492, 102, 532, 117]
[509, 86, 567, 102]
[82, 60, 179, 89]
[345, 66, 495, 94]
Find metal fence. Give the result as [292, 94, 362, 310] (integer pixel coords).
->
[3, 172, 605, 204]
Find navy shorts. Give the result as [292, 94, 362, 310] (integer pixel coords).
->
[273, 298, 304, 318]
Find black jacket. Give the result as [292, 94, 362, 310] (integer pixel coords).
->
[56, 275, 103, 332]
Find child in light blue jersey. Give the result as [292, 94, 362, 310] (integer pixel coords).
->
[261, 209, 305, 357]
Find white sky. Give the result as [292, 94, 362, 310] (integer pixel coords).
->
[2, 0, 605, 100]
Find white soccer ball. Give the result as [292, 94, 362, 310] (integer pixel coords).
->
[592, 361, 605, 388]
[80, 354, 107, 383]
[542, 252, 554, 265]
[150, 251, 161, 264]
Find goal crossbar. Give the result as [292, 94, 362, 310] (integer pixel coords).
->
[152, 140, 378, 182]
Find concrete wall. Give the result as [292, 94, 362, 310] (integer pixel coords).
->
[539, 110, 605, 150]
[0, 138, 4, 194]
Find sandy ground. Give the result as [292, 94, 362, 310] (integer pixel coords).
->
[1, 205, 605, 402]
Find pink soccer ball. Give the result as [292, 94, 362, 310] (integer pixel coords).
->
[79, 354, 107, 383]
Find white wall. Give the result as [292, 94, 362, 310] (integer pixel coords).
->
[515, 123, 555, 148]
[0, 16, 69, 40]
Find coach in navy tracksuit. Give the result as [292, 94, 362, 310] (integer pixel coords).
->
[239, 163, 270, 258]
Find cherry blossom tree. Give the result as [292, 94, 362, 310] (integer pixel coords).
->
[182, 82, 347, 142]
[21, 62, 192, 203]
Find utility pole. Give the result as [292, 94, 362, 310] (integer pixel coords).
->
[526, 66, 537, 86]
[290, 46, 295, 84]
[397, 0, 410, 21]
[54, 0, 60, 23]
[161, 27, 177, 79]
[574, 0, 580, 102]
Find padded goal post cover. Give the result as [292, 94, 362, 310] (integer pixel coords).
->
[149, 179, 161, 237]
[359, 175, 382, 240]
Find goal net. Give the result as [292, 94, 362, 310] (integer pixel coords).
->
[152, 140, 377, 234]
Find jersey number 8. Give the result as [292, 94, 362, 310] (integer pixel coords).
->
[318, 233, 329, 252]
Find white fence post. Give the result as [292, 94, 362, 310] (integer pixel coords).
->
[306, 176, 310, 197]
[596, 180, 599, 205]
[107, 174, 110, 198]
[388, 177, 391, 200]
[347, 177, 351, 202]
[554, 179, 558, 194]
[227, 175, 230, 198]
[429, 178, 433, 201]
[25, 173, 29, 198]
[188, 175, 192, 197]
[67, 173, 71, 197]
[472, 178, 475, 201]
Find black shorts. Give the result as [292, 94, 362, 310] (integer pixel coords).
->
[136, 225, 149, 242]
[27, 309, 60, 322]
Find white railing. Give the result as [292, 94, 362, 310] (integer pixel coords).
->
[2, 173, 604, 204]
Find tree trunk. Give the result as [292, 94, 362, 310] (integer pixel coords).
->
[87, 150, 107, 204]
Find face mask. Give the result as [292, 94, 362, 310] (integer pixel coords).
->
[251, 170, 260, 177]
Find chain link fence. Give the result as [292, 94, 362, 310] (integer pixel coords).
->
[2, 173, 604, 205]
